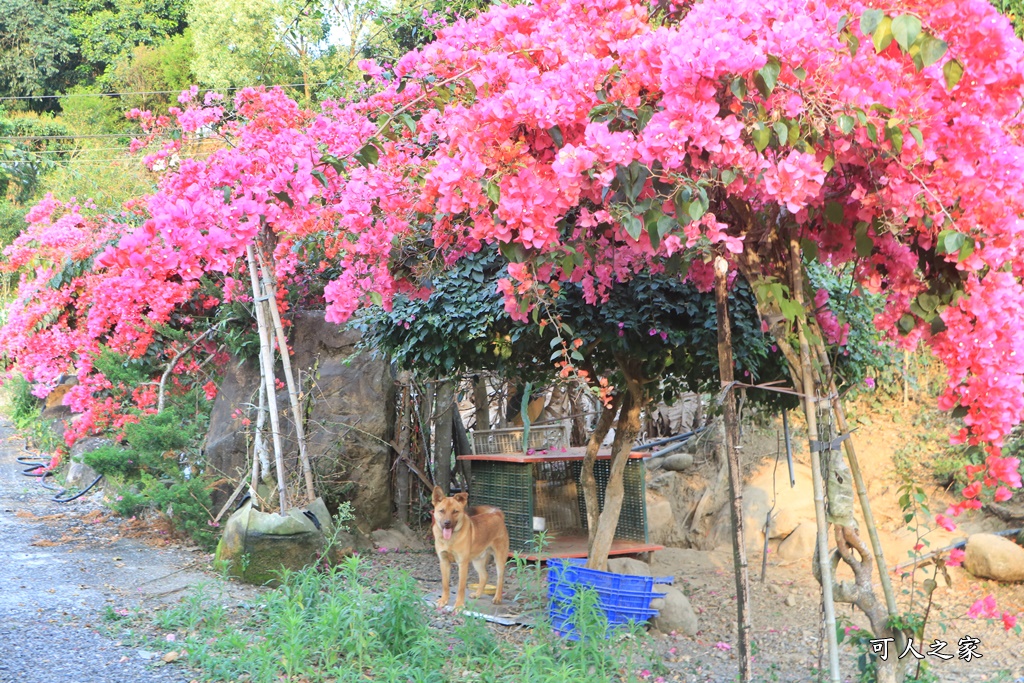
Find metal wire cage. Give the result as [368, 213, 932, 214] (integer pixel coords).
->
[472, 425, 569, 455]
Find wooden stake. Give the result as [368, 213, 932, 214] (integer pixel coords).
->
[255, 243, 315, 504]
[790, 240, 840, 683]
[246, 244, 289, 513]
[396, 380, 411, 524]
[714, 256, 752, 682]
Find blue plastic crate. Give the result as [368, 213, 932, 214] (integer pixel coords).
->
[547, 558, 674, 592]
[548, 582, 663, 611]
[549, 604, 659, 640]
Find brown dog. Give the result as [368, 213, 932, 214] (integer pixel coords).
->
[431, 486, 509, 610]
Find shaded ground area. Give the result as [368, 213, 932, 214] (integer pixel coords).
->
[1, 414, 1022, 682]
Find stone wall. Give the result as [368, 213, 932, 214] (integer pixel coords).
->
[204, 312, 395, 531]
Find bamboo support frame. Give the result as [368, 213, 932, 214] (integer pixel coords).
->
[255, 243, 315, 505]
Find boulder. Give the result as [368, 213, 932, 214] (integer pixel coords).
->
[963, 533, 1024, 583]
[607, 557, 652, 576]
[645, 493, 676, 546]
[204, 312, 395, 530]
[776, 522, 817, 562]
[651, 586, 698, 636]
[660, 452, 695, 472]
[769, 508, 804, 540]
[371, 521, 427, 552]
[66, 437, 112, 489]
[215, 497, 334, 585]
[66, 461, 101, 489]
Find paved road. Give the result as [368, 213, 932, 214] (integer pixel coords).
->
[0, 423, 197, 683]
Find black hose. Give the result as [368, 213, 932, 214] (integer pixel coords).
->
[16, 451, 104, 503]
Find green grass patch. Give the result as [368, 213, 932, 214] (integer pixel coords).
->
[146, 556, 660, 683]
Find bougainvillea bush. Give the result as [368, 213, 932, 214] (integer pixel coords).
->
[2, 0, 1024, 647]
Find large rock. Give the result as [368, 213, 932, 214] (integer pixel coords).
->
[645, 493, 676, 546]
[66, 437, 112, 488]
[776, 522, 817, 562]
[371, 521, 427, 552]
[607, 557, 652, 576]
[215, 498, 334, 585]
[660, 452, 695, 472]
[651, 585, 698, 636]
[204, 312, 395, 530]
[963, 533, 1024, 583]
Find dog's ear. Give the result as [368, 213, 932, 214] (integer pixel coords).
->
[431, 486, 445, 504]
[454, 492, 469, 505]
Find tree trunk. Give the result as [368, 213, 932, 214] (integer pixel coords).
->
[453, 409, 473, 491]
[587, 360, 644, 571]
[581, 395, 621, 557]
[473, 375, 490, 432]
[714, 256, 752, 682]
[788, 240, 840, 683]
[433, 380, 455, 495]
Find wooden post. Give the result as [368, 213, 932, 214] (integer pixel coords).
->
[789, 240, 840, 683]
[395, 380, 412, 524]
[713, 256, 752, 682]
[434, 380, 455, 495]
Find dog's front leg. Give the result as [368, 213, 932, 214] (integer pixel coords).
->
[453, 558, 470, 610]
[436, 553, 451, 609]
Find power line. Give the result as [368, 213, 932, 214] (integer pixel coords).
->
[0, 134, 140, 141]
[0, 81, 335, 103]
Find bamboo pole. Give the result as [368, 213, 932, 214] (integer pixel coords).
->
[255, 243, 315, 504]
[714, 256, 752, 682]
[251, 380, 268, 494]
[246, 243, 289, 513]
[790, 240, 841, 683]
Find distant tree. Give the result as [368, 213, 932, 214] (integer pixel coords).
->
[0, 0, 80, 109]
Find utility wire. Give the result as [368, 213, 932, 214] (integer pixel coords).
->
[0, 81, 334, 103]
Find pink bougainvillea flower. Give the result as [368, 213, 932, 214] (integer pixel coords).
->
[947, 548, 966, 567]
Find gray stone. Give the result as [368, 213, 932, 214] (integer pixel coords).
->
[650, 597, 666, 610]
[963, 533, 1024, 583]
[204, 313, 395, 530]
[651, 586, 698, 636]
[607, 557, 652, 576]
[776, 522, 817, 562]
[371, 521, 427, 552]
[660, 452, 695, 472]
[70, 436, 114, 460]
[645, 493, 675, 546]
[785, 593, 797, 607]
[66, 460, 101, 489]
[214, 497, 334, 585]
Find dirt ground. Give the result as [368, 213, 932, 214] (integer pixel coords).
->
[1, 404, 1023, 683]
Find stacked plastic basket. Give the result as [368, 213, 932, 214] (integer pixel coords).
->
[547, 558, 673, 639]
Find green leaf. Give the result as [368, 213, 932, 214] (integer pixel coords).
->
[909, 126, 924, 149]
[919, 36, 948, 68]
[892, 14, 921, 52]
[855, 221, 873, 257]
[793, 66, 807, 81]
[838, 115, 855, 134]
[898, 313, 916, 333]
[622, 214, 643, 240]
[368, 291, 383, 306]
[938, 230, 965, 254]
[825, 201, 845, 224]
[399, 113, 417, 133]
[958, 237, 975, 262]
[396, 78, 407, 94]
[752, 125, 771, 153]
[311, 169, 329, 188]
[721, 169, 736, 185]
[873, 16, 894, 53]
[548, 125, 564, 148]
[755, 56, 781, 98]
[822, 155, 835, 173]
[220, 185, 233, 204]
[773, 121, 789, 145]
[885, 124, 904, 154]
[800, 237, 819, 262]
[485, 180, 501, 204]
[272, 190, 294, 209]
[355, 143, 380, 167]
[731, 77, 747, 100]
[944, 59, 964, 89]
[688, 199, 705, 222]
[860, 8, 884, 35]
